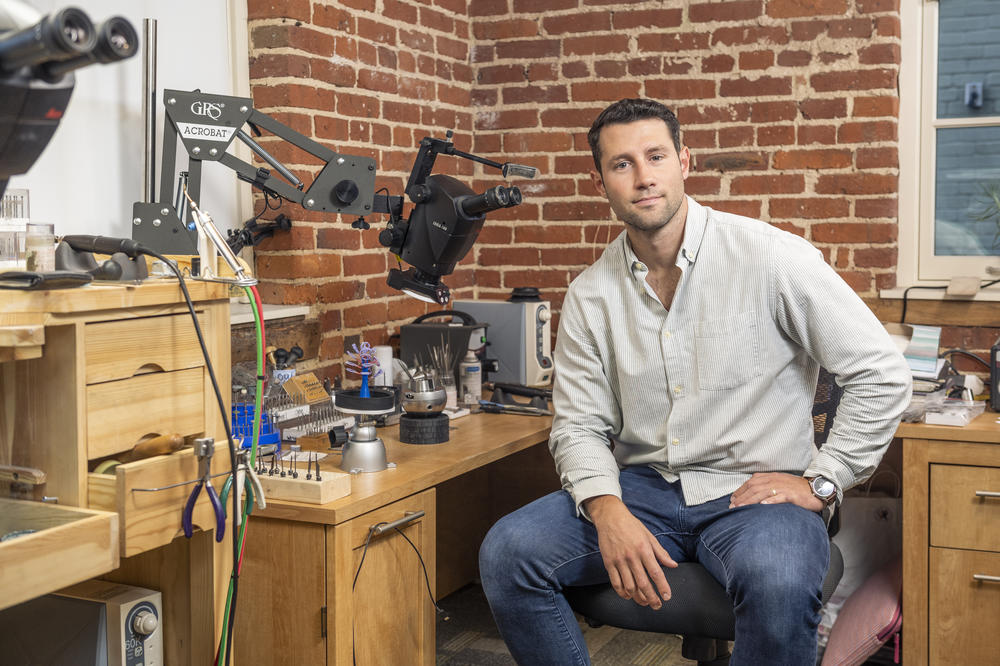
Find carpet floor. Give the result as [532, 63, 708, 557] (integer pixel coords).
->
[436, 584, 693, 665]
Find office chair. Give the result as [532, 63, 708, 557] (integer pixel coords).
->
[563, 369, 846, 665]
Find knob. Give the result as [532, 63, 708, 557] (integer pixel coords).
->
[132, 610, 158, 636]
[333, 179, 360, 205]
[538, 309, 551, 323]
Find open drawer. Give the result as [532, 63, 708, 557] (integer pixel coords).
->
[88, 441, 230, 557]
[0, 498, 119, 611]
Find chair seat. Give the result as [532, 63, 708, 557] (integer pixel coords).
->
[564, 542, 844, 640]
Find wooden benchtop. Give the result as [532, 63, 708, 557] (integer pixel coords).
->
[258, 412, 554, 526]
[896, 410, 1000, 443]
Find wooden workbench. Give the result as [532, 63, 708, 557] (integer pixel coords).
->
[235, 412, 557, 665]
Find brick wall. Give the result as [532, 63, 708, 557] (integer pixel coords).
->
[247, 1, 997, 381]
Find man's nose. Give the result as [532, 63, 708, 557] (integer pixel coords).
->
[633, 161, 656, 189]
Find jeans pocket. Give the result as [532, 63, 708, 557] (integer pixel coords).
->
[695, 310, 762, 390]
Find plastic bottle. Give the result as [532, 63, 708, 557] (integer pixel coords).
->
[459, 350, 482, 407]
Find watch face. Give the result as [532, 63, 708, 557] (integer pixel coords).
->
[812, 477, 836, 499]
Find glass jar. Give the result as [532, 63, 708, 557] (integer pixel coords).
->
[24, 223, 55, 272]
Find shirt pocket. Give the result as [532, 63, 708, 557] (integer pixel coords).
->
[695, 311, 762, 391]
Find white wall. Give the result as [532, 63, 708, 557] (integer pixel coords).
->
[6, 0, 250, 237]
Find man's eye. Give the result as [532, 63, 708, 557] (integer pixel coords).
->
[614, 161, 629, 170]
[650, 154, 664, 162]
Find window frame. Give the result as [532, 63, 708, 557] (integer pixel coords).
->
[896, 0, 1000, 290]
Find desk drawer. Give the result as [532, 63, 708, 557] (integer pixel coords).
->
[86, 367, 206, 460]
[930, 464, 1000, 551]
[84, 313, 204, 384]
[88, 440, 229, 557]
[929, 548, 1000, 663]
[348, 490, 434, 551]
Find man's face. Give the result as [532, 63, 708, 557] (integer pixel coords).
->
[591, 118, 690, 233]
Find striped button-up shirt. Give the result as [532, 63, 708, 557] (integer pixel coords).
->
[550, 197, 912, 512]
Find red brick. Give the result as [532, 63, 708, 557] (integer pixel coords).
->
[255, 225, 315, 251]
[477, 109, 539, 130]
[479, 247, 540, 266]
[811, 69, 896, 93]
[837, 270, 872, 292]
[637, 32, 711, 53]
[474, 19, 539, 40]
[857, 147, 898, 169]
[799, 98, 848, 120]
[647, 79, 717, 100]
[496, 39, 560, 60]
[684, 129, 717, 148]
[250, 53, 310, 80]
[829, 17, 873, 38]
[855, 198, 897, 218]
[853, 248, 896, 268]
[663, 58, 694, 75]
[478, 64, 526, 85]
[702, 54, 735, 73]
[677, 103, 751, 124]
[712, 26, 789, 46]
[627, 57, 661, 76]
[437, 36, 469, 61]
[399, 76, 436, 101]
[339, 0, 376, 9]
[251, 25, 334, 56]
[837, 120, 897, 143]
[771, 198, 850, 219]
[858, 0, 899, 12]
[790, 20, 826, 40]
[344, 302, 389, 329]
[502, 85, 567, 104]
[308, 60, 356, 87]
[503, 269, 572, 289]
[470, 0, 510, 16]
[818, 52, 850, 65]
[720, 76, 791, 97]
[256, 253, 338, 279]
[539, 202, 611, 223]
[561, 61, 589, 78]
[594, 60, 626, 78]
[252, 84, 337, 112]
[555, 155, 596, 175]
[697, 152, 768, 171]
[539, 247, 604, 266]
[613, 8, 683, 30]
[773, 149, 853, 170]
[757, 125, 795, 146]
[771, 222, 806, 237]
[875, 16, 900, 37]
[812, 222, 896, 243]
[512, 0, 574, 10]
[685, 175, 721, 195]
[318, 280, 365, 303]
[247, 0, 309, 20]
[750, 101, 798, 122]
[777, 50, 812, 66]
[503, 132, 574, 154]
[336, 92, 379, 119]
[356, 17, 396, 44]
[859, 43, 900, 65]
[731, 174, 804, 195]
[816, 174, 897, 195]
[797, 125, 837, 145]
[711, 200, 762, 218]
[543, 12, 611, 34]
[383, 0, 418, 23]
[342, 253, 389, 276]
[690, 0, 763, 22]
[740, 50, 775, 70]
[572, 81, 642, 102]
[541, 107, 600, 128]
[257, 281, 317, 305]
[358, 69, 397, 94]
[565, 34, 629, 56]
[853, 96, 899, 118]
[719, 126, 754, 147]
[419, 6, 454, 32]
[768, 0, 848, 18]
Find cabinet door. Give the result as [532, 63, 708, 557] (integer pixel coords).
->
[930, 548, 1000, 663]
[329, 489, 436, 666]
[235, 517, 327, 665]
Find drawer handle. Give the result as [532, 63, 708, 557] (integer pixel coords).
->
[973, 574, 1000, 584]
[371, 510, 425, 536]
[974, 491, 1000, 499]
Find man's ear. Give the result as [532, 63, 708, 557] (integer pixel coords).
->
[679, 146, 691, 180]
[591, 169, 606, 196]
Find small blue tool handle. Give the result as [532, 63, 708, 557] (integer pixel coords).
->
[205, 483, 226, 542]
[182, 482, 201, 538]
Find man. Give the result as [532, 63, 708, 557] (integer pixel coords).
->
[479, 98, 911, 665]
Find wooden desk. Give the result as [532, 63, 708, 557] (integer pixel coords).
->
[235, 412, 556, 665]
[899, 411, 1000, 664]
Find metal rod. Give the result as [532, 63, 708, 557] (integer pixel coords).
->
[371, 510, 425, 536]
[141, 18, 157, 202]
[973, 574, 1000, 583]
[236, 129, 303, 188]
[974, 490, 1000, 498]
[131, 470, 230, 493]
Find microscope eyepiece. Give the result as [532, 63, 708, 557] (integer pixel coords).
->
[0, 7, 95, 72]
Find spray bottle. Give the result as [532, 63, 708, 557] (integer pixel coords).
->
[458, 349, 482, 406]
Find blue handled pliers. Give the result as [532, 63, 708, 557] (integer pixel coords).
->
[182, 438, 226, 542]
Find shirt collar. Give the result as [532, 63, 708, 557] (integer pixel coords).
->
[622, 195, 707, 279]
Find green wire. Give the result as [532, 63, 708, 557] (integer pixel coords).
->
[216, 287, 264, 665]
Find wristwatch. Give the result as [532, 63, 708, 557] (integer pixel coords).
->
[808, 476, 838, 505]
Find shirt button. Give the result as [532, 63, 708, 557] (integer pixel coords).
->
[671, 438, 680, 446]
[664, 330, 671, 338]
[673, 385, 682, 394]
[632, 261, 646, 272]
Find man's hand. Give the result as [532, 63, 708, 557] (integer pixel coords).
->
[729, 472, 824, 512]
[584, 495, 677, 609]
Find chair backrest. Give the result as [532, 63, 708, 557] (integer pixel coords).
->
[812, 368, 843, 448]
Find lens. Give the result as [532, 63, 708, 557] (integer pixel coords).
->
[92, 16, 138, 63]
[0, 7, 95, 71]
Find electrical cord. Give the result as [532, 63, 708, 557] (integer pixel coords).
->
[141, 248, 241, 666]
[941, 348, 991, 370]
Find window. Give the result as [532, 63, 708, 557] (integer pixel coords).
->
[899, 0, 1000, 284]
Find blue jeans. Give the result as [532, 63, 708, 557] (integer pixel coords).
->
[479, 466, 829, 666]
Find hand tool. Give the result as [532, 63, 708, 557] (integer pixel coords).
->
[478, 400, 552, 416]
[220, 453, 266, 526]
[0, 464, 46, 485]
[118, 432, 184, 463]
[182, 438, 226, 542]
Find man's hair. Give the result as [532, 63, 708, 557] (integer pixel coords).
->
[587, 98, 681, 174]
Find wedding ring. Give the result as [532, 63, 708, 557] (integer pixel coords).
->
[771, 488, 777, 496]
